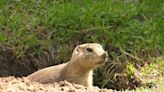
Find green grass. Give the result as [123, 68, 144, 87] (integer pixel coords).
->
[0, 0, 164, 54]
[0, 0, 164, 91]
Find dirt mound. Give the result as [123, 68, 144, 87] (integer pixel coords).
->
[0, 76, 113, 92]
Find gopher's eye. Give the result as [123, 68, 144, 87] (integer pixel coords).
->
[86, 47, 93, 52]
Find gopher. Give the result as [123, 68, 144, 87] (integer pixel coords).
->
[27, 43, 108, 87]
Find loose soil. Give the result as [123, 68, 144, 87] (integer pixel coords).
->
[0, 76, 113, 92]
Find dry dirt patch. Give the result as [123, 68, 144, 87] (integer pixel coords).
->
[0, 76, 113, 92]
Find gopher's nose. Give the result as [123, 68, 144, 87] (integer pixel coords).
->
[102, 51, 108, 59]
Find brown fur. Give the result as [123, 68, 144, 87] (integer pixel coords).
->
[27, 43, 108, 87]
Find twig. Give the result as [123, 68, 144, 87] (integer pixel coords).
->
[119, 47, 144, 62]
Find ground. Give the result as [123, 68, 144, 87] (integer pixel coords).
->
[0, 77, 112, 92]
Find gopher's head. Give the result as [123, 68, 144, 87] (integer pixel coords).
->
[70, 43, 108, 69]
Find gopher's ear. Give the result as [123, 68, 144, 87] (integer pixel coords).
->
[76, 45, 81, 52]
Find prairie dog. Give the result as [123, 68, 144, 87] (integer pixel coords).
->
[27, 43, 108, 87]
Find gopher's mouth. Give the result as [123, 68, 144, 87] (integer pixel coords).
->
[96, 60, 106, 64]
[96, 57, 108, 64]
[96, 61, 105, 64]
